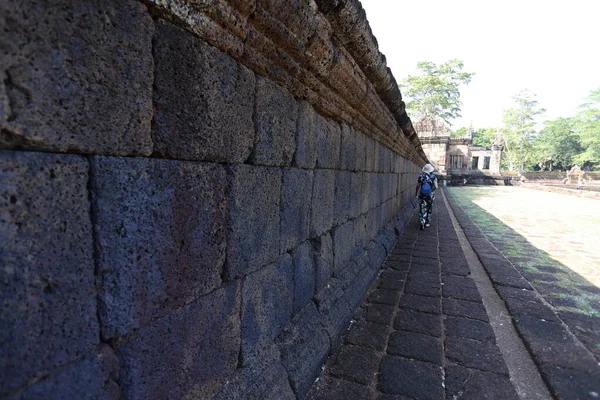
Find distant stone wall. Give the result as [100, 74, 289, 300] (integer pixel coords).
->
[0, 1, 426, 399]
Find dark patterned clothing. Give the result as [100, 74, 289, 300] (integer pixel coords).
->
[417, 173, 438, 224]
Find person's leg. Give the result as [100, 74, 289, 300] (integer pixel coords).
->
[419, 196, 427, 229]
[425, 196, 433, 226]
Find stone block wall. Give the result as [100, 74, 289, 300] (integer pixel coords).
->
[0, 0, 426, 398]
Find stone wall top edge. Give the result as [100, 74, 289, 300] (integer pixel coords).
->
[145, 0, 428, 164]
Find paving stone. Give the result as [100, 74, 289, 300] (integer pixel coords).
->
[386, 260, 411, 272]
[442, 275, 478, 288]
[1, 151, 97, 392]
[366, 304, 396, 325]
[443, 299, 489, 322]
[394, 309, 442, 337]
[408, 271, 439, 283]
[514, 316, 599, 373]
[445, 365, 519, 400]
[520, 272, 561, 282]
[540, 365, 600, 400]
[388, 331, 442, 363]
[502, 296, 560, 322]
[488, 272, 532, 290]
[330, 345, 380, 385]
[2, 0, 153, 155]
[377, 274, 405, 290]
[386, 254, 411, 263]
[368, 289, 401, 306]
[399, 294, 441, 315]
[307, 376, 371, 400]
[441, 263, 471, 276]
[495, 286, 537, 302]
[558, 311, 600, 360]
[442, 284, 482, 303]
[345, 320, 389, 351]
[379, 356, 443, 399]
[411, 250, 438, 260]
[410, 262, 439, 274]
[380, 268, 408, 282]
[405, 278, 441, 298]
[445, 337, 508, 375]
[444, 316, 495, 342]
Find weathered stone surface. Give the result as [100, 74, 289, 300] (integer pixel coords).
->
[367, 289, 400, 306]
[92, 156, 227, 338]
[115, 282, 241, 400]
[295, 101, 318, 169]
[278, 302, 330, 397]
[388, 331, 442, 363]
[281, 168, 314, 253]
[340, 124, 356, 171]
[445, 337, 508, 375]
[333, 170, 352, 226]
[0, 151, 97, 393]
[445, 366, 519, 400]
[394, 309, 442, 337]
[215, 360, 295, 400]
[252, 75, 298, 166]
[314, 233, 334, 292]
[153, 21, 256, 162]
[307, 375, 372, 400]
[330, 345, 379, 385]
[345, 320, 389, 351]
[400, 294, 441, 314]
[316, 116, 342, 169]
[366, 303, 396, 325]
[227, 165, 281, 279]
[443, 298, 489, 321]
[241, 254, 294, 366]
[444, 316, 495, 342]
[311, 169, 335, 237]
[332, 221, 355, 275]
[379, 356, 443, 399]
[0, 0, 153, 155]
[355, 131, 367, 171]
[349, 171, 363, 218]
[9, 345, 119, 400]
[540, 365, 600, 400]
[293, 242, 317, 313]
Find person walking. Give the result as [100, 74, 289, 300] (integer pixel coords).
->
[415, 163, 439, 230]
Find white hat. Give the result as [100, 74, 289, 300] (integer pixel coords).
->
[422, 164, 435, 173]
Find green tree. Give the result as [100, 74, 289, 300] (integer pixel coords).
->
[573, 88, 600, 168]
[532, 117, 582, 171]
[472, 127, 496, 147]
[400, 60, 474, 132]
[500, 89, 546, 172]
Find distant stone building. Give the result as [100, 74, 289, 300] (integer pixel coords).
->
[415, 119, 503, 179]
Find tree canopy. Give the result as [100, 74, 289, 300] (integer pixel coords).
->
[500, 89, 546, 172]
[400, 60, 474, 130]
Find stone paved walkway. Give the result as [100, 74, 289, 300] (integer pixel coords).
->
[307, 187, 600, 400]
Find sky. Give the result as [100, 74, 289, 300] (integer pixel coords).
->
[359, 0, 600, 130]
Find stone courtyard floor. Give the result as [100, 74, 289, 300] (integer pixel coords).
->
[307, 186, 600, 400]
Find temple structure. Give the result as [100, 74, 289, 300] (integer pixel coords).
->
[415, 119, 503, 179]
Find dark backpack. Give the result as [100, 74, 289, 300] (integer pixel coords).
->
[419, 173, 434, 196]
